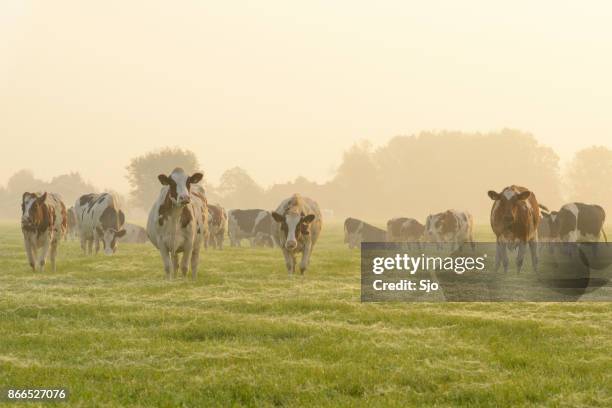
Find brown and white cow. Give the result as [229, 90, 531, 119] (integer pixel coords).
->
[21, 192, 67, 272]
[424, 210, 474, 251]
[75, 192, 126, 256]
[206, 203, 227, 250]
[488, 185, 541, 272]
[345, 217, 386, 248]
[146, 168, 208, 279]
[272, 194, 322, 275]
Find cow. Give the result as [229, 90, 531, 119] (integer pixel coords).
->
[227, 209, 269, 247]
[538, 207, 559, 242]
[118, 223, 148, 244]
[488, 185, 541, 273]
[206, 203, 227, 250]
[75, 192, 126, 256]
[146, 168, 207, 279]
[271, 194, 322, 275]
[425, 210, 474, 251]
[65, 206, 78, 240]
[252, 211, 278, 247]
[21, 192, 67, 272]
[554, 203, 607, 243]
[344, 217, 386, 248]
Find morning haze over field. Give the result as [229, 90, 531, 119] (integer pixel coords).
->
[1, 1, 611, 193]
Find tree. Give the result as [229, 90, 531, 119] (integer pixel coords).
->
[217, 167, 265, 208]
[566, 146, 612, 209]
[126, 147, 200, 209]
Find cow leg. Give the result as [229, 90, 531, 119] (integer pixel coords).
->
[528, 240, 538, 273]
[80, 236, 87, 255]
[299, 242, 313, 275]
[495, 242, 509, 272]
[94, 234, 101, 255]
[160, 247, 173, 279]
[24, 236, 36, 271]
[180, 245, 193, 278]
[49, 237, 58, 272]
[190, 246, 200, 280]
[282, 249, 295, 276]
[516, 242, 526, 273]
[37, 236, 50, 272]
[87, 239, 93, 255]
[171, 253, 179, 277]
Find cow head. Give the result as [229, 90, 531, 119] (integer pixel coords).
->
[488, 188, 531, 231]
[21, 192, 47, 230]
[272, 210, 315, 251]
[96, 225, 127, 255]
[158, 168, 204, 207]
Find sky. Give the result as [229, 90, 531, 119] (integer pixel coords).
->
[1, 0, 611, 193]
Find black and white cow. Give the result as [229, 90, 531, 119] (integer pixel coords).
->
[21, 192, 67, 272]
[554, 203, 607, 243]
[252, 211, 278, 247]
[75, 192, 126, 255]
[272, 194, 322, 275]
[118, 223, 148, 244]
[146, 168, 208, 279]
[227, 209, 270, 247]
[344, 217, 386, 248]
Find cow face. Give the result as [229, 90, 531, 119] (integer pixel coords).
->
[488, 189, 531, 231]
[272, 211, 315, 251]
[96, 226, 127, 255]
[158, 169, 204, 206]
[21, 192, 47, 228]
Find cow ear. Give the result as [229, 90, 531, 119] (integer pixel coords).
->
[38, 192, 47, 202]
[302, 214, 315, 224]
[158, 174, 171, 185]
[271, 212, 284, 223]
[116, 229, 127, 238]
[517, 191, 531, 201]
[487, 190, 500, 200]
[189, 173, 204, 184]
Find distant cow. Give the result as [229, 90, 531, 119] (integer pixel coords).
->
[488, 185, 541, 272]
[387, 217, 425, 243]
[206, 203, 227, 249]
[75, 192, 126, 255]
[21, 192, 67, 272]
[146, 168, 207, 279]
[344, 218, 386, 248]
[425, 210, 474, 250]
[118, 223, 148, 244]
[538, 207, 559, 242]
[272, 194, 322, 275]
[252, 211, 278, 247]
[554, 203, 607, 243]
[227, 209, 269, 247]
[65, 206, 78, 240]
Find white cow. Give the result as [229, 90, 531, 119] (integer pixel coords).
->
[146, 168, 208, 279]
[425, 209, 475, 250]
[75, 192, 126, 255]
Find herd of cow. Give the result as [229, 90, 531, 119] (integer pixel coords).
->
[19, 168, 321, 278]
[19, 175, 607, 278]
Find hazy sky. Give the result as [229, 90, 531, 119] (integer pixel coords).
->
[1, 1, 611, 193]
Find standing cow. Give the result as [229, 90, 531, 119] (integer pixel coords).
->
[146, 168, 207, 279]
[554, 203, 607, 243]
[227, 209, 271, 247]
[206, 203, 227, 250]
[345, 218, 386, 248]
[425, 210, 474, 250]
[21, 192, 67, 272]
[488, 185, 541, 272]
[252, 211, 278, 247]
[272, 194, 322, 275]
[75, 192, 126, 255]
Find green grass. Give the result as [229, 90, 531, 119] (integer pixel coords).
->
[1, 222, 611, 407]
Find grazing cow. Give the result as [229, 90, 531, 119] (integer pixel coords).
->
[488, 185, 541, 272]
[146, 168, 207, 279]
[118, 223, 148, 244]
[344, 217, 386, 248]
[425, 210, 474, 250]
[272, 194, 322, 275]
[554, 203, 607, 243]
[252, 211, 278, 247]
[75, 192, 126, 255]
[21, 192, 67, 272]
[206, 203, 227, 249]
[227, 209, 269, 247]
[65, 206, 78, 240]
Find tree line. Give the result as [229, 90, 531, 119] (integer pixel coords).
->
[2, 129, 611, 223]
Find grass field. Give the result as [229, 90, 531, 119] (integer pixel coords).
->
[1, 222, 611, 407]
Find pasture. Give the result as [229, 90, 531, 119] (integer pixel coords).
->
[1, 222, 611, 407]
